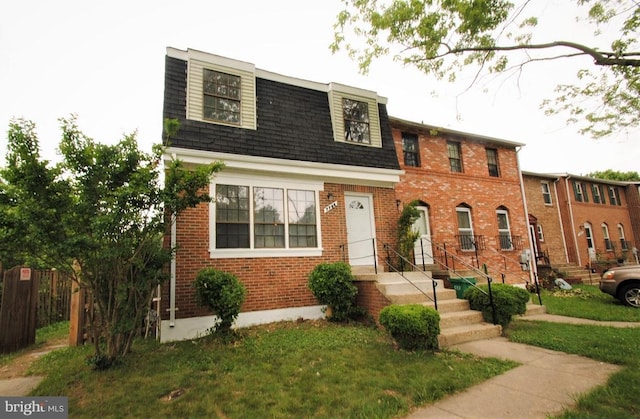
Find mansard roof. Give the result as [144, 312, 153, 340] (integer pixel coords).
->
[162, 53, 400, 171]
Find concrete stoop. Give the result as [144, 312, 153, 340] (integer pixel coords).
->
[359, 271, 507, 349]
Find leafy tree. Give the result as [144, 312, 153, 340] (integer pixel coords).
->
[587, 169, 640, 181]
[332, 0, 640, 138]
[0, 116, 222, 367]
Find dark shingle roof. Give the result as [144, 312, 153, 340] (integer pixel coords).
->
[162, 56, 400, 170]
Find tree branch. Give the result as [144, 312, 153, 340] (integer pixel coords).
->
[438, 41, 640, 67]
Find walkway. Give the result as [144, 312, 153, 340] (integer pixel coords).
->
[406, 314, 639, 419]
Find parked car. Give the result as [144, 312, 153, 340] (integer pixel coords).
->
[599, 265, 640, 308]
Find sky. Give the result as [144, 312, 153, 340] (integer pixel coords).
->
[1, 0, 638, 175]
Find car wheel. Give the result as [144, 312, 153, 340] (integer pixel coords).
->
[620, 284, 640, 308]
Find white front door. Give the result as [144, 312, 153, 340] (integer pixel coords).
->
[345, 193, 375, 266]
[584, 223, 597, 261]
[413, 206, 434, 266]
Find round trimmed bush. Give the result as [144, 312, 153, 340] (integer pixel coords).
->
[464, 283, 530, 329]
[307, 262, 358, 322]
[379, 304, 440, 351]
[194, 267, 246, 335]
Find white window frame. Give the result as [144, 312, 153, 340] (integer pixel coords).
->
[328, 85, 382, 148]
[618, 224, 628, 250]
[602, 223, 612, 251]
[541, 182, 552, 205]
[537, 225, 545, 242]
[496, 209, 513, 250]
[456, 207, 475, 251]
[608, 186, 618, 205]
[209, 173, 323, 258]
[573, 181, 584, 202]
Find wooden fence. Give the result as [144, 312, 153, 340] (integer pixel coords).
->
[0, 267, 39, 353]
[37, 269, 73, 328]
[0, 267, 73, 353]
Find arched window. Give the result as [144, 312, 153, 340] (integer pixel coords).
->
[601, 223, 612, 251]
[618, 224, 628, 250]
[456, 205, 474, 250]
[496, 207, 513, 250]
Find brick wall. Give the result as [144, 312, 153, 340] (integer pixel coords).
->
[161, 182, 398, 320]
[354, 279, 390, 326]
[390, 126, 528, 283]
[522, 174, 566, 265]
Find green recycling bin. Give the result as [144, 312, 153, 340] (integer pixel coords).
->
[449, 277, 477, 299]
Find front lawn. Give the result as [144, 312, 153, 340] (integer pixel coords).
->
[28, 321, 516, 418]
[539, 284, 640, 322]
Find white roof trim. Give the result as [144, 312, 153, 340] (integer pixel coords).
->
[164, 147, 402, 188]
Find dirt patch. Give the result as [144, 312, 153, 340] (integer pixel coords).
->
[0, 338, 67, 379]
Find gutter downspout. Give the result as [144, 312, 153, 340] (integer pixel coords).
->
[169, 152, 178, 328]
[516, 147, 536, 283]
[170, 214, 177, 327]
[554, 178, 570, 264]
[565, 176, 582, 267]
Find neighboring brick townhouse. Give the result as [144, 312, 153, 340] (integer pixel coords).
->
[160, 47, 402, 341]
[390, 117, 531, 285]
[523, 172, 638, 272]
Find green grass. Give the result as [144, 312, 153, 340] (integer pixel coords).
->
[507, 286, 640, 418]
[28, 321, 516, 418]
[0, 321, 69, 368]
[539, 284, 640, 322]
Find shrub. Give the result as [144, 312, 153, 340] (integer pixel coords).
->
[379, 304, 440, 351]
[194, 267, 246, 335]
[464, 284, 530, 329]
[307, 262, 358, 322]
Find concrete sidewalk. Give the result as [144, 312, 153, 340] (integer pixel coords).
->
[406, 314, 637, 419]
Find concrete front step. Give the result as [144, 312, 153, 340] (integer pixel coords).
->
[522, 303, 547, 316]
[423, 298, 471, 313]
[439, 310, 484, 328]
[438, 323, 502, 347]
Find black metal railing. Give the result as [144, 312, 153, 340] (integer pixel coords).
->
[383, 243, 439, 310]
[495, 234, 523, 251]
[339, 238, 378, 274]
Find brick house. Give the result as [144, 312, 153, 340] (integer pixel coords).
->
[389, 117, 531, 285]
[521, 172, 567, 266]
[160, 48, 402, 341]
[523, 172, 638, 273]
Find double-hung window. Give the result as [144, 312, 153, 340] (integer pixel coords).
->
[618, 224, 628, 250]
[448, 141, 463, 173]
[496, 209, 513, 250]
[203, 69, 241, 124]
[592, 184, 603, 204]
[402, 133, 420, 167]
[213, 180, 320, 257]
[608, 186, 621, 206]
[541, 182, 552, 205]
[573, 181, 586, 202]
[456, 207, 474, 250]
[342, 98, 370, 144]
[602, 224, 612, 251]
[486, 148, 500, 177]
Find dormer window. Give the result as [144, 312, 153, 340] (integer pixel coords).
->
[328, 84, 383, 148]
[203, 69, 241, 124]
[343, 98, 370, 144]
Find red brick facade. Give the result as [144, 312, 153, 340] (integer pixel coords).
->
[554, 176, 636, 268]
[162, 183, 398, 320]
[390, 118, 529, 284]
[521, 173, 567, 265]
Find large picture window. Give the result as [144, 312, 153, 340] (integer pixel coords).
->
[214, 183, 318, 254]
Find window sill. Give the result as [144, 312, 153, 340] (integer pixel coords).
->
[209, 248, 323, 259]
